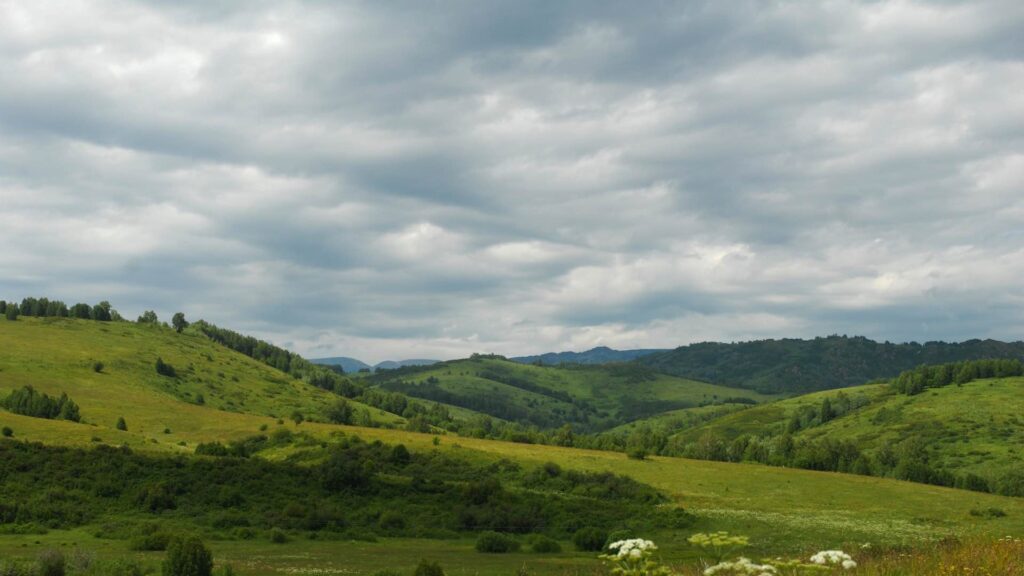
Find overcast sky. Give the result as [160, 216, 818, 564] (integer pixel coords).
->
[2, 1, 1023, 362]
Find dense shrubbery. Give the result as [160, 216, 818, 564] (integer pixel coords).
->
[0, 297, 122, 322]
[1, 386, 81, 422]
[573, 527, 608, 551]
[162, 536, 213, 576]
[474, 531, 520, 553]
[0, 437, 670, 539]
[893, 358, 1024, 395]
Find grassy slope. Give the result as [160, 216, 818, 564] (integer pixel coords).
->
[370, 357, 776, 430]
[1, 318, 1023, 568]
[605, 403, 754, 435]
[671, 378, 1024, 479]
[0, 317, 402, 451]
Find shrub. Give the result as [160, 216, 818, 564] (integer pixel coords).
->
[2, 426, 11, 437]
[162, 536, 213, 576]
[475, 531, 520, 553]
[269, 528, 288, 544]
[626, 447, 647, 460]
[130, 531, 172, 551]
[412, 559, 444, 576]
[573, 527, 608, 551]
[530, 536, 561, 553]
[93, 361, 104, 373]
[36, 549, 65, 576]
[95, 559, 143, 576]
[155, 358, 177, 378]
[0, 562, 30, 576]
[378, 511, 406, 532]
[604, 530, 634, 552]
[116, 417, 128, 431]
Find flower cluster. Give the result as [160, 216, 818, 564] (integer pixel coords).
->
[599, 538, 671, 576]
[809, 550, 857, 570]
[687, 532, 751, 562]
[607, 539, 659, 560]
[703, 557, 777, 576]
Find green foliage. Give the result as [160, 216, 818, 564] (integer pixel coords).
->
[1, 427, 11, 437]
[325, 399, 353, 424]
[155, 357, 177, 378]
[530, 536, 561, 553]
[640, 335, 1024, 394]
[138, 311, 159, 324]
[475, 531, 520, 553]
[36, 549, 65, 576]
[269, 528, 288, 543]
[172, 313, 189, 333]
[412, 559, 444, 576]
[572, 527, 608, 551]
[1, 387, 80, 422]
[162, 536, 213, 576]
[116, 416, 128, 431]
[893, 359, 1024, 395]
[129, 530, 172, 551]
[93, 361, 104, 373]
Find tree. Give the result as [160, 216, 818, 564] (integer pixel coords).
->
[162, 536, 213, 576]
[138, 310, 159, 324]
[5, 303, 18, 321]
[325, 399, 353, 424]
[116, 416, 128, 431]
[92, 301, 113, 322]
[70, 303, 91, 319]
[155, 357, 177, 377]
[291, 410, 304, 425]
[172, 312, 189, 333]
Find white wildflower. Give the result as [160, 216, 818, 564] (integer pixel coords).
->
[703, 557, 777, 576]
[810, 550, 856, 570]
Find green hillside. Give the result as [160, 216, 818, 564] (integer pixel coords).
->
[0, 316, 403, 451]
[366, 355, 776, 432]
[2, 316, 1024, 575]
[639, 335, 1024, 394]
[666, 376, 1024, 494]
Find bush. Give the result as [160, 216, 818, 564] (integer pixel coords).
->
[36, 549, 65, 576]
[93, 361, 104, 373]
[130, 531, 172, 551]
[412, 559, 444, 576]
[572, 527, 608, 551]
[155, 358, 177, 378]
[0, 562, 30, 576]
[626, 447, 647, 460]
[1, 427, 11, 437]
[378, 511, 406, 532]
[604, 529, 634, 551]
[530, 536, 561, 553]
[162, 536, 213, 576]
[93, 559, 143, 576]
[116, 417, 128, 431]
[269, 528, 288, 544]
[475, 531, 520, 553]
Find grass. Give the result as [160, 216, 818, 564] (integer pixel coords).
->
[0, 317, 402, 452]
[2, 317, 1024, 573]
[368, 357, 777, 431]
[669, 377, 1024, 481]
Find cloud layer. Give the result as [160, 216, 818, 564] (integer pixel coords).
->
[2, 0, 1023, 362]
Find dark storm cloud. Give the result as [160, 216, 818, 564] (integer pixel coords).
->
[1, 0, 1023, 362]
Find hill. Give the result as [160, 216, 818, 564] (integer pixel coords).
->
[638, 335, 1024, 394]
[364, 355, 779, 433]
[0, 316, 404, 452]
[664, 373, 1024, 495]
[2, 315, 1024, 573]
[511, 346, 666, 366]
[310, 357, 440, 373]
[309, 356, 372, 373]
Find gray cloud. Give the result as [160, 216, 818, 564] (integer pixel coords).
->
[1, 0, 1023, 362]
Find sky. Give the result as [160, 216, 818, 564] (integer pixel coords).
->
[1, 1, 1023, 363]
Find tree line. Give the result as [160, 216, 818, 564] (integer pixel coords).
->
[892, 358, 1024, 395]
[1, 386, 81, 422]
[1, 297, 120, 322]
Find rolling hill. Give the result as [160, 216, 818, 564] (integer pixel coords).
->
[2, 314, 1024, 574]
[638, 335, 1024, 394]
[664, 375, 1024, 494]
[511, 346, 667, 366]
[364, 355, 777, 432]
[0, 316, 404, 451]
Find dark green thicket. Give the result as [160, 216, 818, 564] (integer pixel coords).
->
[639, 336, 1024, 394]
[1, 386, 80, 422]
[893, 359, 1024, 395]
[162, 536, 213, 576]
[0, 437, 670, 537]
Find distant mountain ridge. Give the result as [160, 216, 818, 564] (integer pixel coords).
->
[511, 346, 667, 366]
[638, 335, 1024, 394]
[310, 356, 439, 373]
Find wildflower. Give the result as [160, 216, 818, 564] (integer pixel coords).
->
[809, 550, 856, 570]
[702, 557, 776, 576]
[599, 538, 670, 576]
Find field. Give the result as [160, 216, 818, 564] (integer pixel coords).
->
[1, 317, 1023, 575]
